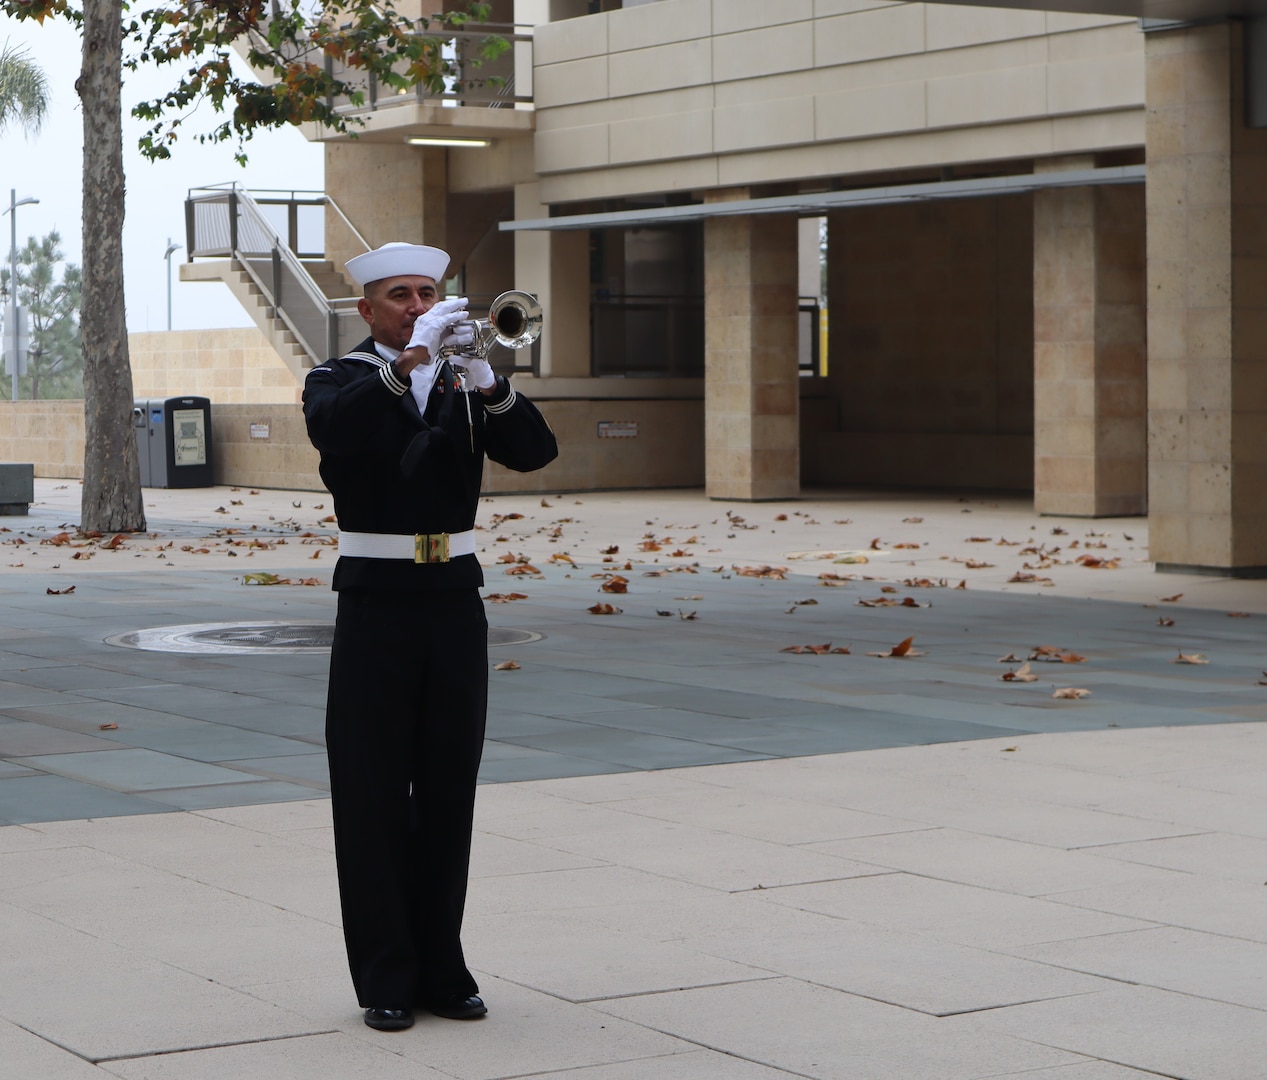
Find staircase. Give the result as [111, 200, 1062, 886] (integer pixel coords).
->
[181, 186, 368, 382]
[180, 257, 358, 382]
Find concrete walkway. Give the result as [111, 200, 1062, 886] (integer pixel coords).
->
[3, 481, 1267, 1079]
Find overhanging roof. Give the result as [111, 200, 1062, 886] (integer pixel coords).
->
[500, 165, 1145, 232]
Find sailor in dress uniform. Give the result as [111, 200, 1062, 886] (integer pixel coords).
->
[302, 242, 557, 1031]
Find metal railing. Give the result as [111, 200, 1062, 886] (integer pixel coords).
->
[324, 23, 533, 114]
[799, 297, 823, 377]
[184, 185, 538, 375]
[186, 184, 366, 365]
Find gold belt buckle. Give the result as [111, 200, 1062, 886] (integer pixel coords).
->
[414, 533, 450, 563]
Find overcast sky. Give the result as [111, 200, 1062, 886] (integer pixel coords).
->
[1, 13, 325, 333]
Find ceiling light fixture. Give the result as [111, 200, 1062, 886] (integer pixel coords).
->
[406, 136, 492, 148]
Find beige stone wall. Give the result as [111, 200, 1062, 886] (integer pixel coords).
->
[1, 394, 708, 494]
[0, 388, 836, 497]
[211, 406, 323, 490]
[814, 195, 1034, 489]
[215, 395, 707, 494]
[130, 329, 302, 405]
[0, 401, 84, 480]
[532, 3, 1143, 205]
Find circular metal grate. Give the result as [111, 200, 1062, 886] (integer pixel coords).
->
[106, 622, 541, 655]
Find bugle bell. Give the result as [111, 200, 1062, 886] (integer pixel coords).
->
[439, 290, 542, 360]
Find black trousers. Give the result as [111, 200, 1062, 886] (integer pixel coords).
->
[325, 586, 488, 1008]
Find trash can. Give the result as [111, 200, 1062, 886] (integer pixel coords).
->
[132, 404, 151, 487]
[133, 396, 213, 488]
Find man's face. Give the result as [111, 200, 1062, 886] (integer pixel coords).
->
[357, 275, 439, 351]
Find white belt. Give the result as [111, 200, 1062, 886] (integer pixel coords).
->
[338, 530, 476, 563]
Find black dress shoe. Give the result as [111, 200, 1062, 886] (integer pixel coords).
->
[426, 995, 487, 1020]
[364, 1006, 414, 1031]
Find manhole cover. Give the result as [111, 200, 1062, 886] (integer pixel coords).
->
[106, 622, 540, 655]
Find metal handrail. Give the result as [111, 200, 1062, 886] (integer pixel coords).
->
[184, 184, 539, 374]
[325, 23, 533, 114]
[323, 194, 371, 253]
[185, 184, 365, 365]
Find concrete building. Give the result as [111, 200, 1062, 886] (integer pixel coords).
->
[175, 0, 1267, 575]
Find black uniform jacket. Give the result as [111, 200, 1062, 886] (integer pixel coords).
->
[302, 336, 558, 593]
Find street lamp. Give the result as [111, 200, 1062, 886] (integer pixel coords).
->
[4, 189, 38, 402]
[163, 237, 181, 332]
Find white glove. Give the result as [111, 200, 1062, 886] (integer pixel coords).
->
[439, 324, 477, 354]
[406, 297, 469, 357]
[455, 355, 496, 390]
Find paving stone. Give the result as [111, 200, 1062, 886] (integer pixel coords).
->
[16, 747, 264, 792]
[959, 985, 1267, 1080]
[596, 978, 1082, 1080]
[1009, 926, 1267, 1012]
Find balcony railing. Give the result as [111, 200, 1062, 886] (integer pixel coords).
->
[324, 23, 533, 114]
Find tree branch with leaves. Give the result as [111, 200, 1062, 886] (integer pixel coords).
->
[130, 1, 505, 163]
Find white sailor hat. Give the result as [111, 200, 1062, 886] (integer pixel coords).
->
[345, 242, 450, 287]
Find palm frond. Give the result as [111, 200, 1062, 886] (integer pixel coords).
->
[0, 40, 51, 135]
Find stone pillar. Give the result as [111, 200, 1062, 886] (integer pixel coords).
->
[1033, 172, 1147, 517]
[1146, 21, 1267, 571]
[703, 190, 799, 501]
[323, 143, 447, 281]
[513, 182, 590, 377]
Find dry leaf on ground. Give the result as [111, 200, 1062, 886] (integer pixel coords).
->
[600, 575, 629, 593]
[1173, 651, 1209, 664]
[1000, 662, 1038, 683]
[588, 602, 622, 615]
[1076, 555, 1120, 569]
[46, 585, 75, 595]
[867, 636, 924, 658]
[1029, 645, 1086, 663]
[493, 660, 521, 671]
[1161, 593, 1183, 602]
[1052, 687, 1091, 699]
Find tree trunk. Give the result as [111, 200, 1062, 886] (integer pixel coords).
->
[78, 0, 144, 532]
